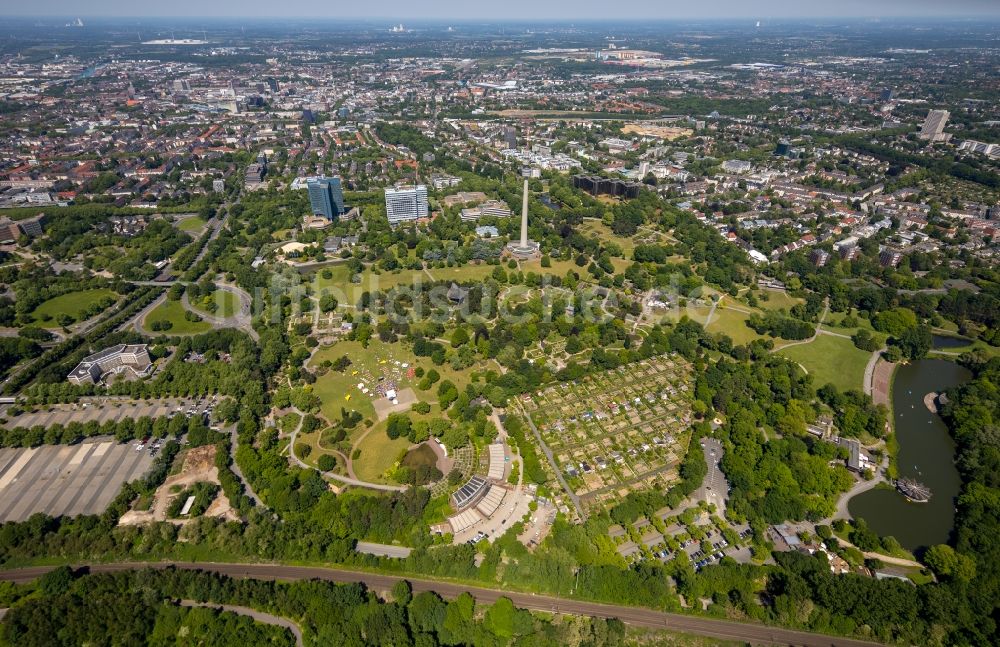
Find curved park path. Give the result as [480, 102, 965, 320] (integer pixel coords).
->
[181, 282, 258, 342]
[127, 290, 169, 336]
[227, 424, 265, 509]
[770, 299, 832, 351]
[179, 600, 303, 647]
[286, 410, 405, 493]
[0, 562, 886, 647]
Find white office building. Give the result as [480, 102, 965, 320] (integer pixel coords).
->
[385, 185, 428, 224]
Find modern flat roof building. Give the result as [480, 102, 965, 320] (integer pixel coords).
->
[307, 176, 345, 220]
[385, 185, 428, 224]
[460, 200, 512, 221]
[451, 475, 488, 510]
[16, 213, 45, 238]
[245, 163, 266, 189]
[67, 344, 152, 385]
[919, 109, 950, 142]
[572, 175, 643, 199]
[487, 443, 506, 481]
[0, 219, 20, 244]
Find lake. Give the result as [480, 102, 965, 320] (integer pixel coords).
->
[847, 359, 971, 551]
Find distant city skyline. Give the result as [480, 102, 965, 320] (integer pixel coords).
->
[3, 0, 999, 19]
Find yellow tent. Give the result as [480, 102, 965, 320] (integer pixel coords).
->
[344, 394, 351, 401]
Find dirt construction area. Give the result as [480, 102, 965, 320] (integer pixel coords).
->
[119, 444, 237, 527]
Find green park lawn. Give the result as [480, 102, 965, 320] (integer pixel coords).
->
[311, 266, 435, 305]
[309, 339, 410, 423]
[190, 289, 238, 318]
[351, 421, 413, 484]
[295, 429, 348, 475]
[176, 216, 206, 233]
[578, 219, 637, 256]
[424, 263, 496, 284]
[778, 333, 871, 393]
[144, 299, 212, 335]
[310, 264, 353, 290]
[665, 303, 713, 326]
[755, 288, 803, 312]
[520, 258, 581, 277]
[704, 306, 765, 347]
[308, 336, 498, 485]
[309, 338, 485, 426]
[32, 288, 117, 326]
[822, 313, 880, 337]
[309, 260, 594, 311]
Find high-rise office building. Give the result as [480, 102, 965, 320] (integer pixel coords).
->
[919, 110, 950, 142]
[503, 126, 517, 149]
[307, 176, 345, 220]
[384, 185, 428, 224]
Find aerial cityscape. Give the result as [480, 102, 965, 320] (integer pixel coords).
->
[0, 5, 997, 646]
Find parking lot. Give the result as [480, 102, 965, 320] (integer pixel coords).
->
[695, 438, 729, 516]
[2, 397, 217, 429]
[684, 525, 754, 571]
[0, 437, 155, 522]
[452, 486, 534, 546]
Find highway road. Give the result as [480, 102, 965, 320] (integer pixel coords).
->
[0, 562, 884, 647]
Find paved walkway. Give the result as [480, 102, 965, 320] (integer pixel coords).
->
[862, 348, 886, 399]
[868, 357, 894, 409]
[831, 537, 923, 569]
[829, 470, 886, 522]
[227, 424, 265, 509]
[179, 600, 302, 647]
[517, 402, 584, 520]
[704, 295, 723, 326]
[123, 291, 168, 335]
[181, 282, 258, 342]
[287, 411, 406, 493]
[772, 299, 830, 350]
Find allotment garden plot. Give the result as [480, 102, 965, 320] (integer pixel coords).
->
[522, 355, 695, 512]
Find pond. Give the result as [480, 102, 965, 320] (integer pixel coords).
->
[847, 359, 971, 551]
[932, 334, 971, 350]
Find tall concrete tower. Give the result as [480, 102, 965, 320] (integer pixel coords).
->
[507, 174, 540, 259]
[520, 177, 529, 249]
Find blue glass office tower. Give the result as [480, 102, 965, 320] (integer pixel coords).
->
[307, 176, 345, 220]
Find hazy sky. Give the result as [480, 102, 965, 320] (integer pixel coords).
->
[4, 0, 999, 19]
